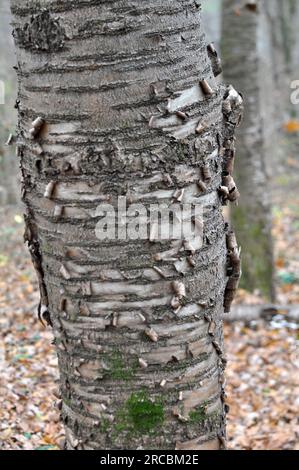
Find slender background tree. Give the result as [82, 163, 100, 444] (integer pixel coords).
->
[0, 0, 18, 204]
[221, 0, 276, 300]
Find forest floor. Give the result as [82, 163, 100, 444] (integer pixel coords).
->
[0, 133, 299, 450]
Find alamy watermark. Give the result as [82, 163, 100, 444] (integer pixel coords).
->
[95, 197, 204, 243]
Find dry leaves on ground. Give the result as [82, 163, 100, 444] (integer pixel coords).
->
[0, 205, 298, 450]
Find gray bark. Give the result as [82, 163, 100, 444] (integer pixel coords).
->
[11, 0, 241, 450]
[221, 0, 275, 301]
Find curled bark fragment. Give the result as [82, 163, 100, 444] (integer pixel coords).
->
[212, 340, 223, 356]
[197, 180, 207, 193]
[226, 230, 238, 253]
[222, 99, 232, 115]
[153, 266, 167, 279]
[148, 115, 155, 127]
[44, 181, 56, 199]
[24, 212, 49, 325]
[222, 85, 244, 126]
[163, 173, 173, 186]
[196, 121, 207, 135]
[218, 185, 230, 199]
[60, 264, 71, 280]
[245, 1, 258, 13]
[184, 240, 196, 255]
[176, 111, 188, 121]
[145, 327, 159, 343]
[208, 320, 216, 336]
[38, 303, 52, 327]
[138, 358, 148, 369]
[202, 163, 212, 182]
[173, 188, 184, 202]
[32, 142, 44, 156]
[54, 205, 64, 219]
[200, 79, 213, 96]
[82, 281, 92, 296]
[59, 298, 67, 312]
[218, 434, 227, 450]
[112, 313, 118, 327]
[172, 280, 186, 299]
[187, 256, 196, 267]
[171, 296, 181, 311]
[224, 148, 236, 175]
[173, 409, 188, 422]
[207, 43, 223, 77]
[219, 374, 226, 386]
[222, 174, 240, 203]
[224, 230, 241, 313]
[5, 133, 15, 146]
[29, 117, 45, 139]
[138, 312, 146, 322]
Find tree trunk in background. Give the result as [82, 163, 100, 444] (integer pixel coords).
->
[287, 0, 299, 119]
[263, 0, 298, 119]
[201, 0, 222, 49]
[0, 0, 18, 204]
[221, 0, 275, 301]
[11, 0, 241, 450]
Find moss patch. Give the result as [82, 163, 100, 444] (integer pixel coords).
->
[107, 351, 137, 382]
[99, 417, 110, 434]
[188, 405, 207, 424]
[115, 390, 164, 436]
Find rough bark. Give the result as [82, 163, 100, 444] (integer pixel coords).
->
[221, 0, 275, 301]
[11, 0, 241, 450]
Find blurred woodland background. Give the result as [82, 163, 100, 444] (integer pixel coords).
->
[0, 0, 299, 450]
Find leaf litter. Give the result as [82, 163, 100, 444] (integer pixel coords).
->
[0, 195, 298, 450]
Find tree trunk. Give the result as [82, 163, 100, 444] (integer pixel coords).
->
[11, 0, 241, 450]
[221, 0, 275, 301]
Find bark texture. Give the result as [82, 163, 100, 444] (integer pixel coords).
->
[221, 0, 275, 300]
[11, 0, 241, 450]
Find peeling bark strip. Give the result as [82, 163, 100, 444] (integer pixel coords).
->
[224, 231, 241, 314]
[11, 0, 241, 450]
[207, 43, 223, 78]
[23, 209, 50, 327]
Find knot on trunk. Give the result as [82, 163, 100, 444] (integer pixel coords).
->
[14, 10, 66, 52]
